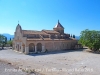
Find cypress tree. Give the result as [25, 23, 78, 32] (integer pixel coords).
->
[10, 38, 11, 41]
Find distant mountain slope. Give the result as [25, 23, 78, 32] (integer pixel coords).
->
[2, 33, 14, 40]
[75, 36, 80, 40]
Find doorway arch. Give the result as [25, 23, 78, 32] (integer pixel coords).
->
[17, 44, 19, 51]
[22, 43, 25, 53]
[37, 43, 42, 52]
[29, 43, 35, 52]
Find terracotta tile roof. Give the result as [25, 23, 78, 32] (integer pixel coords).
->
[27, 38, 75, 41]
[43, 38, 52, 40]
[69, 37, 77, 40]
[47, 38, 69, 40]
[54, 24, 64, 29]
[27, 38, 43, 40]
[42, 30, 59, 34]
[22, 30, 49, 35]
[27, 38, 52, 41]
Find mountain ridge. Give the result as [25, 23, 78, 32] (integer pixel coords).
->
[1, 33, 14, 40]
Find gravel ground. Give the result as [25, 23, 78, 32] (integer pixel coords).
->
[0, 48, 100, 75]
[0, 60, 28, 75]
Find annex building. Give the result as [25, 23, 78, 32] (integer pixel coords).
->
[13, 20, 82, 54]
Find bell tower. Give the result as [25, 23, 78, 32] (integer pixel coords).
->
[53, 20, 64, 34]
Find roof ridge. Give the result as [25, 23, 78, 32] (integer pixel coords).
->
[23, 30, 41, 32]
[42, 30, 55, 31]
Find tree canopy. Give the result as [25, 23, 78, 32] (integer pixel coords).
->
[79, 29, 100, 51]
[0, 34, 7, 49]
[0, 34, 5, 45]
[0, 34, 13, 49]
[7, 40, 13, 47]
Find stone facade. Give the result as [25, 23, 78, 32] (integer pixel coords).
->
[13, 20, 80, 54]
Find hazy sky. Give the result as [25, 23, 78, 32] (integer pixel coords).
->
[0, 0, 100, 35]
